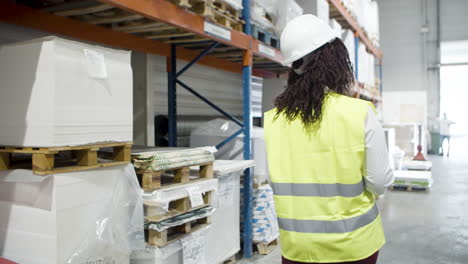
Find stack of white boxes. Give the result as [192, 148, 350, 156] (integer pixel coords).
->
[0, 37, 139, 264]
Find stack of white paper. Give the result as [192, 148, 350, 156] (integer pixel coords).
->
[0, 36, 133, 147]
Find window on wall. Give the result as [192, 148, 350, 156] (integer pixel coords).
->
[440, 41, 468, 136]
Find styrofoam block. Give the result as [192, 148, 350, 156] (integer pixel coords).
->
[0, 36, 133, 147]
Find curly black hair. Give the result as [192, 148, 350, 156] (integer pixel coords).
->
[274, 38, 354, 127]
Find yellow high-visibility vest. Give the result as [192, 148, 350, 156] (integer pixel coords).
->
[264, 93, 385, 263]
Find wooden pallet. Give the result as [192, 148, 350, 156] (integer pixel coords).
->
[256, 238, 279, 255]
[146, 215, 211, 247]
[0, 142, 132, 175]
[390, 185, 429, 192]
[144, 187, 214, 222]
[191, 0, 244, 31]
[251, 24, 279, 49]
[137, 162, 214, 192]
[223, 253, 238, 264]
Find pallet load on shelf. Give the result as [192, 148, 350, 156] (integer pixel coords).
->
[130, 147, 217, 264]
[250, 0, 280, 48]
[342, 0, 380, 46]
[241, 184, 279, 255]
[190, 119, 270, 185]
[0, 165, 144, 264]
[274, 0, 303, 36]
[296, 0, 329, 24]
[330, 18, 343, 39]
[170, 0, 244, 31]
[0, 36, 132, 148]
[357, 43, 375, 88]
[342, 30, 356, 72]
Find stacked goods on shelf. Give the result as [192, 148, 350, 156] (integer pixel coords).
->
[190, 119, 270, 185]
[250, 0, 280, 48]
[241, 184, 280, 255]
[342, 30, 356, 72]
[274, 0, 303, 36]
[0, 37, 133, 148]
[330, 18, 343, 39]
[205, 160, 255, 263]
[357, 44, 375, 88]
[0, 36, 138, 263]
[170, 0, 245, 31]
[296, 0, 329, 24]
[340, 0, 380, 46]
[131, 148, 218, 264]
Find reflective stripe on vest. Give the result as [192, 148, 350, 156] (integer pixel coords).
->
[277, 203, 379, 234]
[271, 180, 364, 197]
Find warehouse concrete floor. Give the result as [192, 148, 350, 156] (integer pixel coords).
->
[240, 137, 468, 264]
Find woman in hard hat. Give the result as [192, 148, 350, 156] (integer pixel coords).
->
[264, 14, 394, 264]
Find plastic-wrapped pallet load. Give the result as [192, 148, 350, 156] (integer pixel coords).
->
[393, 170, 433, 189]
[0, 36, 133, 147]
[330, 19, 343, 39]
[0, 164, 144, 264]
[274, 0, 303, 36]
[205, 160, 255, 264]
[221, 0, 243, 11]
[241, 185, 279, 245]
[296, 0, 329, 24]
[250, 0, 277, 32]
[190, 119, 269, 185]
[342, 30, 356, 70]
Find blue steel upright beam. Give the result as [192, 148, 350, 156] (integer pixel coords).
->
[242, 0, 254, 259]
[168, 44, 177, 147]
[354, 35, 359, 80]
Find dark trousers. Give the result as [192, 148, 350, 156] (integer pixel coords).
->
[282, 251, 379, 264]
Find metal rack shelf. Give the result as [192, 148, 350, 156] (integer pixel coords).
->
[0, 0, 383, 259]
[328, 0, 382, 62]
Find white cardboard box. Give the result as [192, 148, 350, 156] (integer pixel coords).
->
[0, 36, 133, 147]
[0, 164, 144, 264]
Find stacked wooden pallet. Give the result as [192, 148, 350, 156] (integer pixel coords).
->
[0, 142, 132, 175]
[132, 148, 217, 249]
[172, 0, 245, 31]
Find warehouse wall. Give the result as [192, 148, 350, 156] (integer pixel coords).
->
[378, 0, 468, 119]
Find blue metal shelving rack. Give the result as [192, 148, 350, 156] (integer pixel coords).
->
[167, 0, 254, 258]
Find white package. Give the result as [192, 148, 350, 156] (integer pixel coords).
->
[142, 178, 218, 219]
[131, 226, 209, 264]
[342, 30, 356, 70]
[205, 160, 255, 264]
[0, 164, 144, 264]
[274, 0, 303, 36]
[296, 0, 329, 23]
[241, 185, 279, 244]
[250, 0, 277, 32]
[221, 0, 243, 10]
[330, 19, 343, 39]
[0, 36, 133, 147]
[190, 119, 269, 185]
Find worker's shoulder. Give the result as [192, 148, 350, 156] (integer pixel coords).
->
[330, 93, 374, 108]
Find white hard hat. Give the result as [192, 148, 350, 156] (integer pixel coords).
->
[281, 14, 336, 66]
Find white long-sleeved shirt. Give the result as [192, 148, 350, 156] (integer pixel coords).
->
[364, 107, 394, 196]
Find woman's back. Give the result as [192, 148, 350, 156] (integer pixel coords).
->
[264, 93, 385, 263]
